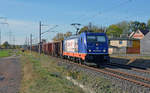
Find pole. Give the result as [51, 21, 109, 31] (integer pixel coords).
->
[39, 21, 41, 54]
[76, 28, 79, 35]
[0, 17, 8, 47]
[30, 34, 32, 53]
[0, 30, 1, 46]
[27, 37, 29, 48]
[89, 22, 92, 31]
[13, 36, 15, 49]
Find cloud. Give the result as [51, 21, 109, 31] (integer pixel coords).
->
[0, 19, 39, 45]
[1, 19, 74, 45]
[8, 19, 38, 33]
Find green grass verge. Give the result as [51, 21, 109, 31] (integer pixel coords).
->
[19, 51, 84, 93]
[0, 49, 12, 58]
[20, 51, 123, 93]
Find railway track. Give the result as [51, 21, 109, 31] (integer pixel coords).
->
[59, 58, 150, 88]
[107, 63, 150, 74]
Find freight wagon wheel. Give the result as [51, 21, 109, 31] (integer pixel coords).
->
[76, 58, 80, 63]
[74, 58, 78, 63]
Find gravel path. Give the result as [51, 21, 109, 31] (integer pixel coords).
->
[0, 56, 21, 93]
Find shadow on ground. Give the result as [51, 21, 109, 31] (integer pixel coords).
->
[109, 57, 150, 70]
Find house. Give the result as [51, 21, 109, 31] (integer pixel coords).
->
[109, 38, 134, 48]
[140, 32, 150, 54]
[129, 29, 149, 39]
[109, 38, 140, 54]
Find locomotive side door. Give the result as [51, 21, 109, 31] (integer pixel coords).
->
[78, 35, 87, 53]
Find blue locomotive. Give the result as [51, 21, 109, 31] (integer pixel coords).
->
[63, 32, 110, 65]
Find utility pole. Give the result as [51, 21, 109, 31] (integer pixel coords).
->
[0, 29, 1, 46]
[26, 36, 29, 49]
[39, 21, 42, 54]
[13, 36, 15, 49]
[30, 34, 32, 53]
[28, 37, 30, 47]
[38, 21, 58, 54]
[8, 30, 12, 45]
[26, 37, 28, 47]
[0, 17, 8, 47]
[24, 36, 27, 49]
[89, 22, 92, 31]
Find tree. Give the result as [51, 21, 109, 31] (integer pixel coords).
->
[129, 21, 147, 32]
[147, 19, 150, 30]
[79, 26, 89, 34]
[117, 21, 130, 34]
[52, 31, 72, 41]
[106, 24, 123, 37]
[52, 33, 64, 41]
[91, 26, 105, 33]
[2, 41, 10, 49]
[64, 32, 72, 38]
[79, 23, 105, 34]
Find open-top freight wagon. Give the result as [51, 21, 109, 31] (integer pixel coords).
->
[32, 45, 39, 52]
[42, 41, 63, 57]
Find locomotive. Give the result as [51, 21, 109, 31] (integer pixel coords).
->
[63, 32, 110, 65]
[34, 32, 110, 66]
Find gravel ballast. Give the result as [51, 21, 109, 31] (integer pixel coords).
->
[58, 61, 150, 93]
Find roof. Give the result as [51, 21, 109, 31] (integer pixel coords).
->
[109, 37, 139, 41]
[140, 30, 149, 35]
[109, 45, 119, 48]
[129, 29, 149, 39]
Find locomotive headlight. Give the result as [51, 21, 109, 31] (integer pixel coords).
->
[103, 49, 106, 52]
[89, 50, 92, 52]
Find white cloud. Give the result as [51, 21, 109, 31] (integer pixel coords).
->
[1, 19, 74, 45]
[0, 19, 39, 45]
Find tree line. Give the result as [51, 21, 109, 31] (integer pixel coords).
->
[0, 41, 20, 49]
[52, 19, 150, 41]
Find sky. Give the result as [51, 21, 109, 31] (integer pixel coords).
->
[0, 0, 150, 45]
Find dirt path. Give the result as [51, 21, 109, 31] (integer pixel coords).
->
[0, 56, 21, 93]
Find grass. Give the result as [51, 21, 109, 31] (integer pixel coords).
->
[19, 51, 84, 93]
[19, 51, 123, 93]
[0, 49, 12, 58]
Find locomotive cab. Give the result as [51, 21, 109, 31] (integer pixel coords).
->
[86, 34, 108, 53]
[79, 32, 110, 65]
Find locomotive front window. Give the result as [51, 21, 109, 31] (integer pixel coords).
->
[97, 36, 106, 42]
[87, 36, 106, 42]
[87, 36, 96, 42]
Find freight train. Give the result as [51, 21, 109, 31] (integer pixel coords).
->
[32, 32, 110, 66]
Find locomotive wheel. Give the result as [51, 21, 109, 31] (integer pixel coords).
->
[79, 59, 82, 64]
[77, 58, 80, 63]
[82, 60, 86, 65]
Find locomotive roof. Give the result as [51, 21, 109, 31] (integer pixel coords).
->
[64, 32, 106, 40]
[64, 34, 80, 40]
